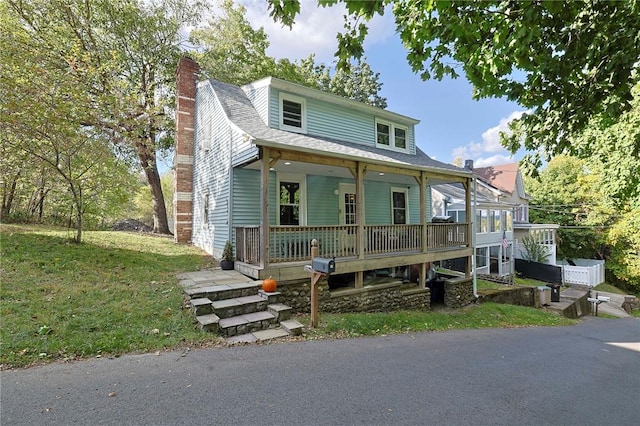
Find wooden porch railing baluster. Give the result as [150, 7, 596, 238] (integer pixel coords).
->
[235, 223, 469, 264]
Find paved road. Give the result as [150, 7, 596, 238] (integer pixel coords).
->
[2, 317, 639, 426]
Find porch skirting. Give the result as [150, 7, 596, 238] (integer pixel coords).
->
[274, 278, 431, 314]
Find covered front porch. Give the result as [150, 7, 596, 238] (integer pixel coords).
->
[231, 145, 473, 285]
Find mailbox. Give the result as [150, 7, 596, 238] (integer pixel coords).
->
[312, 257, 335, 274]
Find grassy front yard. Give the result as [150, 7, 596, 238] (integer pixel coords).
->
[0, 224, 217, 369]
[1, 224, 577, 369]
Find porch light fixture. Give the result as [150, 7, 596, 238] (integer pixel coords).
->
[379, 172, 385, 176]
[284, 161, 291, 165]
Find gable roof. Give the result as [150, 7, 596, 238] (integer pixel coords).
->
[474, 163, 521, 195]
[205, 79, 470, 178]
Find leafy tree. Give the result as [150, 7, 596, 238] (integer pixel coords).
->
[268, 0, 640, 200]
[520, 235, 550, 264]
[6, 0, 204, 234]
[525, 155, 610, 260]
[526, 155, 639, 288]
[607, 209, 640, 291]
[192, 0, 387, 107]
[1, 1, 137, 241]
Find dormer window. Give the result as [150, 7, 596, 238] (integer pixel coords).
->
[376, 119, 408, 152]
[279, 93, 306, 133]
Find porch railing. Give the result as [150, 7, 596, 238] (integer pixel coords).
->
[235, 225, 261, 265]
[364, 224, 422, 255]
[235, 223, 469, 265]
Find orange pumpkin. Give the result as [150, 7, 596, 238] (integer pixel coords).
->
[262, 276, 277, 292]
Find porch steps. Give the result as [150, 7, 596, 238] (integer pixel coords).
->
[184, 281, 260, 301]
[182, 271, 302, 340]
[544, 288, 590, 319]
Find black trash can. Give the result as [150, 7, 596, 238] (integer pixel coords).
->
[547, 284, 561, 302]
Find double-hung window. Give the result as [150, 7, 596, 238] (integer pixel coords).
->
[277, 173, 306, 225]
[391, 188, 409, 224]
[376, 119, 408, 152]
[279, 93, 306, 133]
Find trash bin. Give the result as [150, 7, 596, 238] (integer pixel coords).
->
[538, 286, 551, 306]
[547, 284, 561, 302]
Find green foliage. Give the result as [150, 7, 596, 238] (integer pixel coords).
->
[268, 0, 640, 201]
[525, 155, 610, 260]
[0, 224, 215, 368]
[221, 240, 234, 261]
[4, 0, 205, 235]
[192, 0, 387, 108]
[520, 235, 550, 263]
[127, 172, 174, 226]
[526, 155, 640, 289]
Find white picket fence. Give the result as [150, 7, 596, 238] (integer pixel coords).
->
[557, 259, 605, 286]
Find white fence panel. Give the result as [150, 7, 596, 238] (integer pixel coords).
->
[559, 260, 605, 286]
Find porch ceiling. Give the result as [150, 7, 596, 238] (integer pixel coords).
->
[243, 159, 457, 186]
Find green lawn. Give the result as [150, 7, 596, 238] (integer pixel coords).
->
[0, 224, 580, 369]
[0, 224, 217, 369]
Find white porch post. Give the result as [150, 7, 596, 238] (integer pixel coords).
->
[260, 147, 270, 269]
[355, 161, 366, 288]
[464, 178, 472, 278]
[419, 172, 428, 288]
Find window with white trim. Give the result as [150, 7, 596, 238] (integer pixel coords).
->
[277, 173, 306, 225]
[376, 119, 408, 152]
[391, 187, 409, 224]
[279, 93, 306, 133]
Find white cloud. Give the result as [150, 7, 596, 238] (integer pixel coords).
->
[240, 0, 394, 64]
[480, 110, 525, 153]
[451, 110, 527, 167]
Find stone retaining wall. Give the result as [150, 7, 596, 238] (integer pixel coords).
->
[275, 278, 430, 314]
[443, 277, 475, 308]
[478, 286, 537, 307]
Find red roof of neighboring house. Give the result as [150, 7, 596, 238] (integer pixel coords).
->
[474, 163, 520, 195]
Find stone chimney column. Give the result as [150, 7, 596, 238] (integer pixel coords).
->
[173, 56, 199, 243]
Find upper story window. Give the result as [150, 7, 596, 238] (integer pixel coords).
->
[376, 119, 408, 152]
[279, 93, 306, 133]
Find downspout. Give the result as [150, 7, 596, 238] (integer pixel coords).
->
[472, 176, 478, 299]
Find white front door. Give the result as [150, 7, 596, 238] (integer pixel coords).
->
[338, 183, 356, 255]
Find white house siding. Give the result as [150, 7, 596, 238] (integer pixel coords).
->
[192, 84, 232, 257]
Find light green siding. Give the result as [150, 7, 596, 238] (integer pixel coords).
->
[268, 88, 416, 153]
[306, 175, 341, 225]
[232, 168, 277, 226]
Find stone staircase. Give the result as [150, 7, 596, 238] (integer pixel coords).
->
[544, 287, 591, 319]
[178, 270, 303, 343]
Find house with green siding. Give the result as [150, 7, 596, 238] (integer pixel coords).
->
[174, 56, 474, 291]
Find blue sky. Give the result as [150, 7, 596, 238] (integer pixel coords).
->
[241, 0, 528, 168]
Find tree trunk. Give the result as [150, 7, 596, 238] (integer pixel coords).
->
[139, 147, 171, 234]
[1, 173, 19, 219]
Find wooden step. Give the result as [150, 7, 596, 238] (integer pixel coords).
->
[218, 311, 277, 337]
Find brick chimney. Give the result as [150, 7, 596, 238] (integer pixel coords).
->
[173, 56, 199, 243]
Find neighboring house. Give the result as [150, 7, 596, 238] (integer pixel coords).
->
[432, 174, 516, 277]
[474, 163, 559, 266]
[173, 56, 474, 289]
